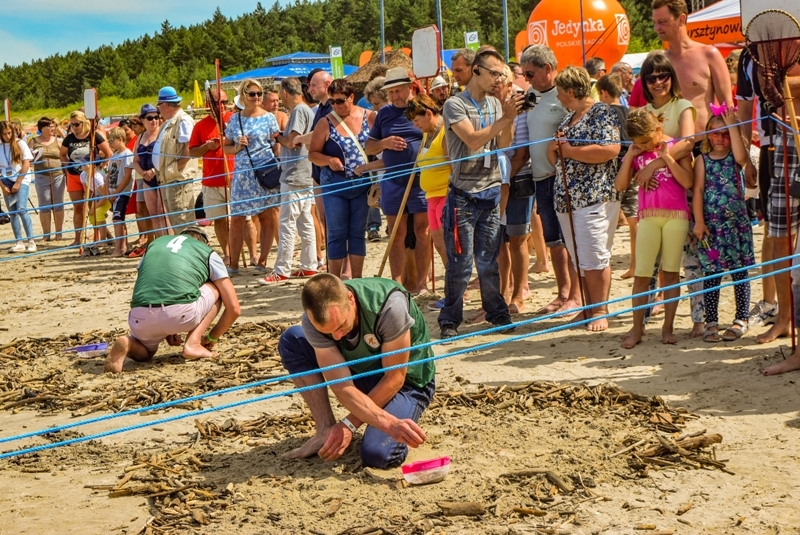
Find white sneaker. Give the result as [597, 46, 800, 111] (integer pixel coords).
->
[25, 242, 37, 253]
[8, 242, 25, 253]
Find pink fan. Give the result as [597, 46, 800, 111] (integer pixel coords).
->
[700, 238, 720, 261]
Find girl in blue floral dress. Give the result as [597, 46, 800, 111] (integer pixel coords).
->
[692, 106, 754, 342]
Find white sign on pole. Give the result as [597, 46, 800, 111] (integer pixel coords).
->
[83, 88, 98, 120]
[464, 31, 479, 50]
[741, 0, 800, 29]
[412, 25, 442, 79]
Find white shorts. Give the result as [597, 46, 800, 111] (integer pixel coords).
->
[128, 284, 217, 352]
[557, 201, 620, 274]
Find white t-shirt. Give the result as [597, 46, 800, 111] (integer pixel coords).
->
[0, 140, 34, 185]
[80, 170, 106, 192]
[526, 86, 568, 180]
[152, 111, 193, 169]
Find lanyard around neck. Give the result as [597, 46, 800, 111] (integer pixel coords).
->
[463, 90, 493, 129]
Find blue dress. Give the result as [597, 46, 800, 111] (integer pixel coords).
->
[225, 112, 280, 216]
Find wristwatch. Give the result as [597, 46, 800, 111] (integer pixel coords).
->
[340, 417, 357, 433]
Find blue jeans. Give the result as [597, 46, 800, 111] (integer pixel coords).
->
[3, 182, 34, 241]
[438, 189, 509, 328]
[534, 175, 564, 247]
[319, 168, 370, 259]
[278, 325, 436, 468]
[366, 206, 382, 232]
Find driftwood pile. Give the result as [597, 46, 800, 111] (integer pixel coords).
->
[0, 322, 289, 417]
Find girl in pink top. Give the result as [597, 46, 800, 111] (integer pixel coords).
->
[615, 109, 694, 348]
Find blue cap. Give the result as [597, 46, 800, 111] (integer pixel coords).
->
[157, 86, 182, 103]
[139, 103, 158, 117]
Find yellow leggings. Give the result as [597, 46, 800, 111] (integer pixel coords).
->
[88, 200, 111, 226]
[634, 217, 689, 277]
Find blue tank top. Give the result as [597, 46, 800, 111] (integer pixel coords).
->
[322, 110, 369, 180]
[136, 135, 156, 171]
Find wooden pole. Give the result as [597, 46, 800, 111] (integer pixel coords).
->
[782, 78, 798, 351]
[214, 59, 246, 267]
[377, 167, 418, 278]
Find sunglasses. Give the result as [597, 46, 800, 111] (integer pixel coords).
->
[330, 98, 349, 105]
[644, 72, 671, 85]
[144, 115, 160, 121]
[405, 99, 431, 118]
[245, 91, 263, 98]
[70, 122, 82, 128]
[522, 70, 537, 79]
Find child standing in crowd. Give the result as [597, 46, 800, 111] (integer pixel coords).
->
[79, 156, 110, 255]
[616, 109, 694, 348]
[106, 127, 135, 257]
[693, 106, 754, 342]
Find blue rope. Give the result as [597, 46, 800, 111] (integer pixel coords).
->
[2, 248, 798, 454]
[1, 259, 793, 461]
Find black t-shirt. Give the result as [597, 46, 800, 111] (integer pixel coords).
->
[736, 52, 776, 140]
[62, 131, 106, 176]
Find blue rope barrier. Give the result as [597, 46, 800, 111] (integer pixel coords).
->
[1, 257, 794, 461]
[2, 247, 799, 452]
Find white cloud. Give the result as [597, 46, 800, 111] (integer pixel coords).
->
[0, 30, 48, 67]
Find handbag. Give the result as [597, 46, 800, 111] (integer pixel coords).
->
[330, 110, 378, 206]
[510, 173, 535, 199]
[237, 113, 281, 190]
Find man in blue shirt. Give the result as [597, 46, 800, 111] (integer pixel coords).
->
[365, 67, 431, 294]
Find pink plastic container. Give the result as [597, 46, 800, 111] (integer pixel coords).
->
[401, 456, 451, 485]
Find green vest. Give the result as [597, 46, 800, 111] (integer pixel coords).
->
[130, 235, 213, 308]
[327, 278, 435, 389]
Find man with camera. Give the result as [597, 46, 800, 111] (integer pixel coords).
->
[519, 45, 582, 315]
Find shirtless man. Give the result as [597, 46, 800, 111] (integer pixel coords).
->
[652, 0, 731, 139]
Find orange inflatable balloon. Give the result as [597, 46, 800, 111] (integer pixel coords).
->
[521, 0, 629, 68]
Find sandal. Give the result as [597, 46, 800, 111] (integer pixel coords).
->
[703, 322, 720, 343]
[722, 319, 748, 341]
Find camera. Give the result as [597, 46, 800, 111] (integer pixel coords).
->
[519, 91, 538, 112]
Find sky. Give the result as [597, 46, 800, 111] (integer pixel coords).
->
[1, 1, 287, 67]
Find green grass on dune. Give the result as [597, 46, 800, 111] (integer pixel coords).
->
[13, 92, 194, 125]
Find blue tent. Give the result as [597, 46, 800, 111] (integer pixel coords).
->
[263, 52, 330, 64]
[220, 62, 358, 84]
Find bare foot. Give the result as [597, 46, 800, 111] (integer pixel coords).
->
[104, 337, 130, 373]
[467, 308, 487, 324]
[621, 328, 643, 349]
[620, 270, 634, 280]
[537, 297, 564, 314]
[509, 300, 525, 314]
[556, 299, 581, 314]
[111, 252, 124, 258]
[757, 322, 791, 344]
[282, 432, 328, 459]
[467, 277, 480, 290]
[763, 353, 800, 375]
[689, 322, 705, 339]
[662, 329, 677, 345]
[166, 334, 183, 346]
[183, 343, 217, 360]
[55, 234, 63, 241]
[522, 286, 531, 300]
[529, 262, 550, 274]
[586, 316, 608, 332]
[650, 302, 664, 316]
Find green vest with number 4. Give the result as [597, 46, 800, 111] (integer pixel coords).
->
[130, 235, 213, 308]
[327, 279, 435, 389]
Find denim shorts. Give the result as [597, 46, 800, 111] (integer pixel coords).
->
[381, 178, 428, 216]
[534, 175, 564, 247]
[505, 195, 533, 236]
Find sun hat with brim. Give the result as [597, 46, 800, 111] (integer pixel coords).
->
[157, 86, 182, 103]
[139, 103, 158, 118]
[383, 67, 413, 90]
[180, 224, 209, 244]
[430, 76, 447, 90]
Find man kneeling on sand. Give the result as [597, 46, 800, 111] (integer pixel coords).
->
[278, 274, 435, 468]
[105, 225, 241, 373]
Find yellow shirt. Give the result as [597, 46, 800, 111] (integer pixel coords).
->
[418, 126, 450, 198]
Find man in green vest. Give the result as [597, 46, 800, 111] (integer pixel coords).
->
[104, 225, 241, 373]
[278, 273, 436, 468]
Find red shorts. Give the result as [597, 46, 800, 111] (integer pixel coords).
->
[66, 173, 83, 193]
[426, 196, 446, 231]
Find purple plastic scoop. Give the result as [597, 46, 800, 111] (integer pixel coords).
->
[64, 343, 108, 353]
